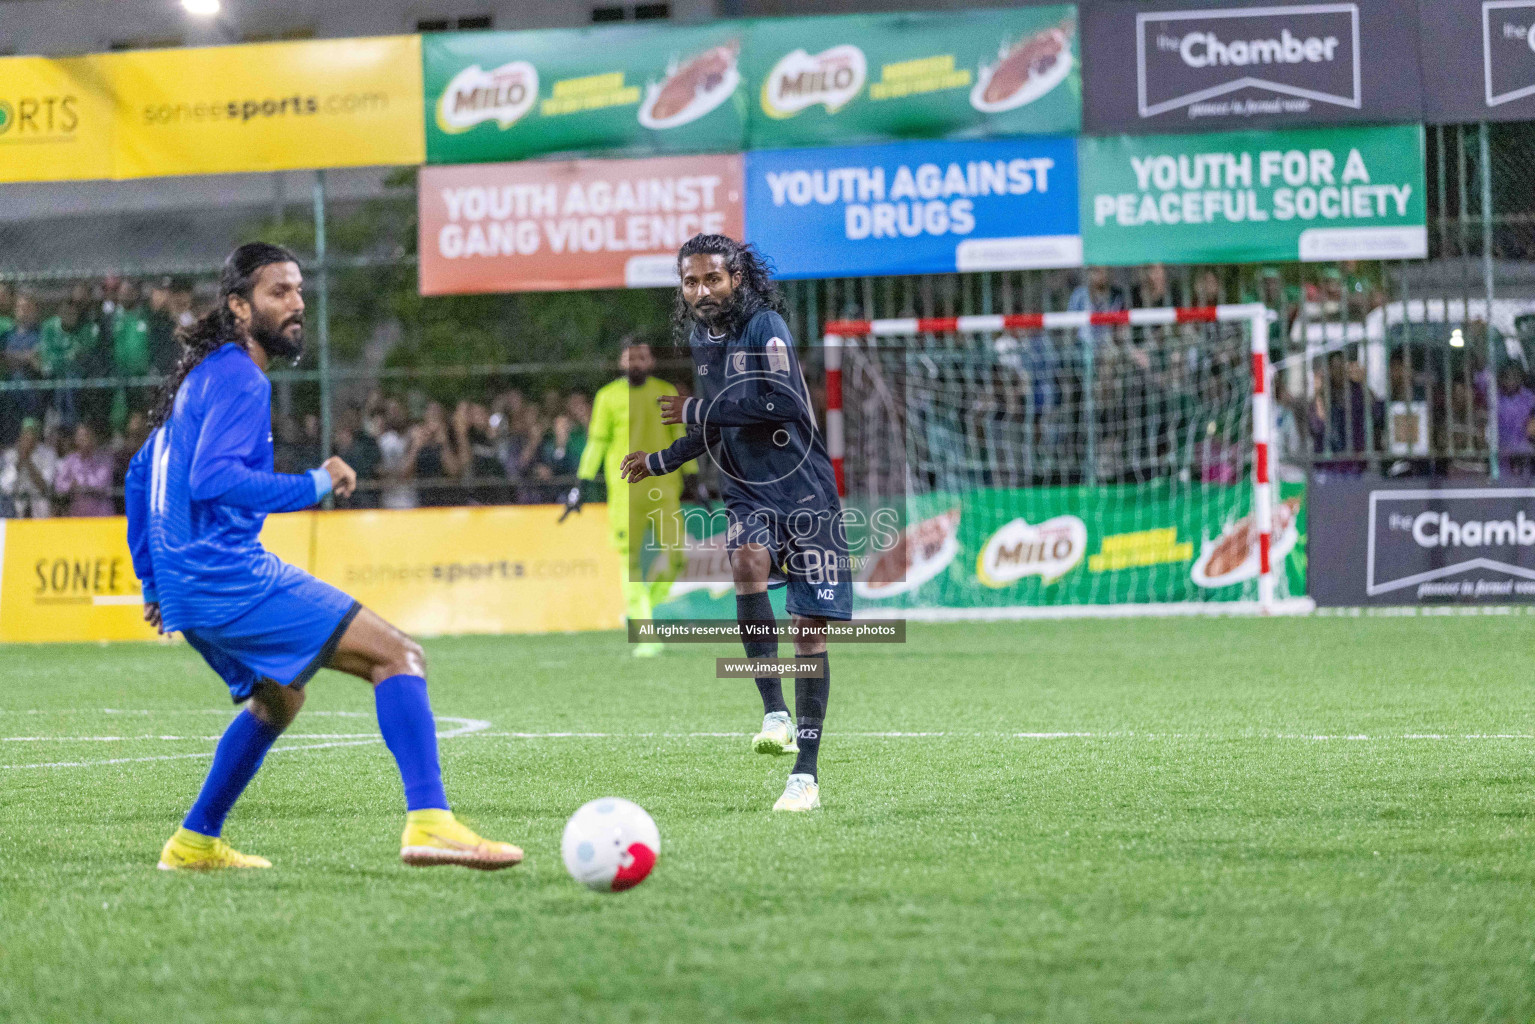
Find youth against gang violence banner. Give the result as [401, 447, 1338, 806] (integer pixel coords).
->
[744, 138, 1081, 279]
[1081, 0, 1424, 134]
[422, 24, 747, 165]
[1078, 123, 1425, 266]
[109, 36, 424, 178]
[418, 153, 744, 295]
[741, 7, 1080, 150]
[0, 56, 114, 183]
[1418, 0, 1535, 122]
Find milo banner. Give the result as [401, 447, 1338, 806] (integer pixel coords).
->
[418, 153, 743, 294]
[744, 137, 1081, 279]
[657, 482, 1306, 617]
[422, 24, 746, 164]
[742, 7, 1080, 149]
[0, 56, 114, 183]
[1079, 123, 1426, 266]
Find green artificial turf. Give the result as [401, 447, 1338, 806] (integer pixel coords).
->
[2, 617, 1534, 1023]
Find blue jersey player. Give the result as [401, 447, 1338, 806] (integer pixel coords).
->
[621, 235, 850, 812]
[127, 242, 521, 871]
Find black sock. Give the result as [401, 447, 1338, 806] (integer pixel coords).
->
[792, 653, 829, 779]
[736, 592, 787, 715]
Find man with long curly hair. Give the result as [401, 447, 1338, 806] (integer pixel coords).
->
[126, 242, 522, 871]
[621, 234, 850, 812]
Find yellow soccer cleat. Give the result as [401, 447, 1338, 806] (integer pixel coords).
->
[752, 711, 798, 755]
[157, 828, 272, 871]
[400, 809, 524, 870]
[773, 773, 821, 812]
[631, 642, 666, 658]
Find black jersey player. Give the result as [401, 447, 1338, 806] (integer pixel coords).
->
[621, 234, 850, 812]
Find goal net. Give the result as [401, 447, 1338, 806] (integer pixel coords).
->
[825, 303, 1304, 618]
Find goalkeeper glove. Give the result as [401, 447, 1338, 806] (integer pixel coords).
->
[559, 482, 585, 522]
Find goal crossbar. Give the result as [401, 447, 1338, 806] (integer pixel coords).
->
[822, 303, 1278, 613]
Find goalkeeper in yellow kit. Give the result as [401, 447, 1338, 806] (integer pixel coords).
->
[565, 338, 697, 656]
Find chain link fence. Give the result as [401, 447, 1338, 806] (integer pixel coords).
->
[3, 123, 1534, 519]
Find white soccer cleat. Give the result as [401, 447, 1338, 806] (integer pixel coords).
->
[752, 711, 798, 755]
[773, 772, 820, 812]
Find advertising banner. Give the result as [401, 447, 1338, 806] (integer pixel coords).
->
[742, 7, 1080, 149]
[1078, 123, 1426, 265]
[418, 153, 743, 295]
[1419, 0, 1535, 122]
[658, 482, 1306, 618]
[0, 56, 114, 183]
[108, 36, 424, 178]
[1081, 0, 1424, 134]
[423, 24, 746, 164]
[744, 138, 1081, 279]
[308, 507, 623, 636]
[1310, 475, 1535, 605]
[0, 507, 621, 643]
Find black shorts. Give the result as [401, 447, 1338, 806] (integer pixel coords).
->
[726, 504, 853, 621]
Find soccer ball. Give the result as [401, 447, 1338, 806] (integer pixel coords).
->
[561, 797, 660, 892]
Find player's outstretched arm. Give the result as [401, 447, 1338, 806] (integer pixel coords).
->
[625, 425, 708, 481]
[620, 451, 653, 482]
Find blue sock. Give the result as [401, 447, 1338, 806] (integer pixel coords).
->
[182, 710, 282, 837]
[375, 674, 449, 812]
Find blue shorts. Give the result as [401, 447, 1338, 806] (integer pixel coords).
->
[727, 505, 853, 621]
[181, 568, 361, 704]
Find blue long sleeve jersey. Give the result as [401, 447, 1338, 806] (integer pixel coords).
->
[125, 343, 331, 633]
[644, 310, 840, 516]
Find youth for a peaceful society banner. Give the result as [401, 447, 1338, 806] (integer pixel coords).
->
[742, 7, 1080, 149]
[1079, 123, 1426, 265]
[745, 138, 1081, 279]
[418, 153, 743, 295]
[423, 24, 746, 165]
[0, 56, 115, 183]
[109, 36, 424, 178]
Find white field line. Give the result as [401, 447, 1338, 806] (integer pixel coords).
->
[1, 716, 488, 770]
[468, 730, 1535, 741]
[7, 718, 1535, 770]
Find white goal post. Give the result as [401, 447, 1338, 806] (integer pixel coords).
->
[822, 303, 1287, 616]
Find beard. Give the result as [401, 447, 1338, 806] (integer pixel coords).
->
[688, 288, 740, 334]
[626, 368, 649, 387]
[252, 310, 305, 364]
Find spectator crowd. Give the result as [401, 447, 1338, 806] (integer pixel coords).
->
[3, 260, 1527, 517]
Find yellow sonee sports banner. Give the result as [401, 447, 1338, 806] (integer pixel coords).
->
[0, 56, 114, 183]
[0, 507, 623, 644]
[108, 35, 425, 178]
[309, 506, 624, 637]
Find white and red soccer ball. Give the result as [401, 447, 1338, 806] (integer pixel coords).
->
[561, 797, 659, 892]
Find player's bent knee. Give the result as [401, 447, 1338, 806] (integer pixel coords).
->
[249, 682, 305, 730]
[401, 636, 426, 676]
[369, 634, 426, 685]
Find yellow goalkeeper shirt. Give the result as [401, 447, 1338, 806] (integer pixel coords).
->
[577, 375, 695, 537]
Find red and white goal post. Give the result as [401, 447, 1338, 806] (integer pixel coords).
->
[822, 303, 1294, 617]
